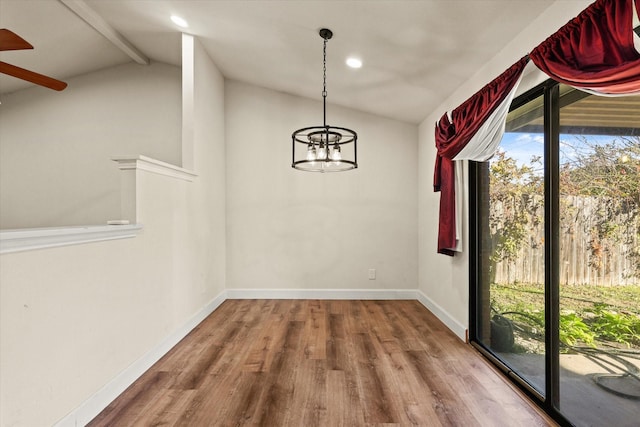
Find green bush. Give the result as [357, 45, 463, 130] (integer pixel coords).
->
[559, 312, 595, 347]
[590, 304, 640, 347]
[491, 283, 640, 352]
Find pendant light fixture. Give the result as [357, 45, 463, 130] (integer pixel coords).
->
[292, 28, 358, 172]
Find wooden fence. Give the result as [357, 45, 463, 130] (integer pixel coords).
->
[493, 195, 639, 286]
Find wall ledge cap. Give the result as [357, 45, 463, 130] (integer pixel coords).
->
[112, 155, 197, 181]
[0, 224, 143, 254]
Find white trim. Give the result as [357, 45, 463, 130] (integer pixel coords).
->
[53, 291, 228, 427]
[112, 155, 197, 182]
[0, 224, 143, 254]
[415, 290, 468, 342]
[226, 288, 419, 300]
[182, 34, 195, 171]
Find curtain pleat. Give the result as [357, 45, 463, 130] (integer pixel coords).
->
[530, 0, 640, 95]
[434, 57, 529, 255]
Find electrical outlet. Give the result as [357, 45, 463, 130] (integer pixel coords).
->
[368, 268, 376, 280]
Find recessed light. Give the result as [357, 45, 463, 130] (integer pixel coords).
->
[346, 57, 362, 69]
[170, 15, 189, 28]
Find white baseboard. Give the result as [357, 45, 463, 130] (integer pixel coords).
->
[415, 290, 468, 341]
[53, 290, 228, 427]
[54, 288, 467, 426]
[226, 288, 418, 300]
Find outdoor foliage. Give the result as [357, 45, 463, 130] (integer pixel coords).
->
[560, 136, 640, 277]
[489, 136, 640, 353]
[491, 283, 640, 351]
[591, 304, 640, 346]
[559, 312, 596, 347]
[489, 135, 640, 284]
[488, 151, 543, 269]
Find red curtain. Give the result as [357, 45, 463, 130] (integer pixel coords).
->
[433, 0, 640, 256]
[530, 0, 640, 94]
[434, 57, 529, 255]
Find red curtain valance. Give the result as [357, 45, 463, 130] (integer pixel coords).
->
[433, 0, 640, 256]
[434, 57, 529, 255]
[530, 0, 640, 94]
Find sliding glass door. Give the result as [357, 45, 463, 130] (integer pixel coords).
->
[473, 88, 547, 396]
[471, 81, 640, 426]
[556, 86, 640, 425]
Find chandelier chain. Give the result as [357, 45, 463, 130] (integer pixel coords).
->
[322, 38, 327, 99]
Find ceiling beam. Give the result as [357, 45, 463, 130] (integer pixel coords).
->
[59, 0, 149, 65]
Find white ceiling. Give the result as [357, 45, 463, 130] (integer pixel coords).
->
[0, 0, 564, 124]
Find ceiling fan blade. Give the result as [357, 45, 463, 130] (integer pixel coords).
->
[0, 29, 34, 51]
[0, 61, 67, 91]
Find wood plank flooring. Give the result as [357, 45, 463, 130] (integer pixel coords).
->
[88, 300, 555, 426]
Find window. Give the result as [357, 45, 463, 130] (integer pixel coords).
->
[470, 80, 640, 426]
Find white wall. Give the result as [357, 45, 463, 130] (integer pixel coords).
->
[0, 39, 226, 426]
[0, 62, 181, 229]
[192, 37, 227, 307]
[0, 1, 599, 424]
[225, 81, 418, 292]
[417, 0, 593, 336]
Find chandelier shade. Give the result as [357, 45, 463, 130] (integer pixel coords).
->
[292, 28, 358, 172]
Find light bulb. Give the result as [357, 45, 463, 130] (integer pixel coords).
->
[331, 144, 342, 161]
[317, 144, 327, 160]
[346, 57, 362, 69]
[170, 15, 189, 28]
[306, 144, 317, 161]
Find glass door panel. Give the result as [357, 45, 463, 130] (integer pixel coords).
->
[476, 91, 546, 395]
[557, 87, 640, 426]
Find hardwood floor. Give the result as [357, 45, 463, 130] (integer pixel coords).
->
[89, 300, 555, 426]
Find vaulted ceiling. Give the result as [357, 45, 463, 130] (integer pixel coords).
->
[1, 0, 588, 124]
